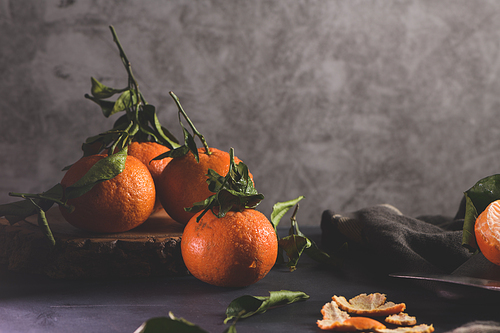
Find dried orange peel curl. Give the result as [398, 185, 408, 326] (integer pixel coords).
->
[317, 301, 386, 331]
[332, 293, 406, 317]
[376, 324, 435, 333]
[385, 313, 417, 326]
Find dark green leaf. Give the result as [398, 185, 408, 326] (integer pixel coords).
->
[185, 148, 263, 221]
[462, 174, 500, 251]
[465, 174, 500, 215]
[134, 313, 208, 333]
[215, 189, 242, 217]
[206, 169, 226, 193]
[183, 125, 199, 163]
[270, 196, 304, 230]
[85, 94, 116, 117]
[153, 145, 191, 161]
[112, 113, 132, 129]
[275, 198, 342, 270]
[41, 183, 65, 203]
[150, 121, 197, 162]
[0, 200, 38, 224]
[463, 193, 479, 251]
[143, 104, 180, 149]
[224, 290, 309, 324]
[278, 235, 311, 271]
[1, 184, 65, 224]
[65, 148, 127, 199]
[303, 238, 344, 267]
[90, 77, 126, 99]
[111, 90, 136, 116]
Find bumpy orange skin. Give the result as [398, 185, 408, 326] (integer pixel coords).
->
[181, 209, 277, 287]
[475, 201, 500, 266]
[59, 154, 156, 233]
[127, 141, 171, 182]
[127, 141, 171, 212]
[158, 147, 250, 225]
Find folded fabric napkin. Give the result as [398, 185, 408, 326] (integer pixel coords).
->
[320, 201, 472, 275]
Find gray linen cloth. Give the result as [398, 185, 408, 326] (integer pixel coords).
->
[320, 203, 472, 274]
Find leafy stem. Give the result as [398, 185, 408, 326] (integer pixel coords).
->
[271, 196, 343, 271]
[0, 186, 67, 248]
[1, 150, 129, 246]
[9, 191, 73, 212]
[186, 148, 263, 221]
[29, 199, 56, 247]
[109, 25, 146, 106]
[152, 91, 212, 163]
[169, 91, 210, 154]
[2, 26, 182, 246]
[82, 26, 180, 154]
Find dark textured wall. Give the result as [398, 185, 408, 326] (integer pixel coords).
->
[2, 1, 500, 225]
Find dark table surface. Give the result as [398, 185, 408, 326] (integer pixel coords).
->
[1, 226, 499, 333]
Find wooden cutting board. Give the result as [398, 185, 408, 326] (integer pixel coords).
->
[0, 208, 189, 279]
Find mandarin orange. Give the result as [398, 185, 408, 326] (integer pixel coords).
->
[475, 200, 500, 266]
[157, 147, 251, 225]
[59, 154, 156, 233]
[127, 141, 171, 181]
[181, 209, 277, 287]
[127, 141, 171, 212]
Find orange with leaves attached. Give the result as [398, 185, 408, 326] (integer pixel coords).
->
[59, 154, 156, 233]
[475, 200, 500, 266]
[157, 147, 251, 225]
[181, 209, 278, 287]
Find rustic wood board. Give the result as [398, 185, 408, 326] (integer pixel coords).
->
[0, 208, 189, 279]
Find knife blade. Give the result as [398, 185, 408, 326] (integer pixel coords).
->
[389, 272, 500, 291]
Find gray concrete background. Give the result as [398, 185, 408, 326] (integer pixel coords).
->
[2, 0, 500, 226]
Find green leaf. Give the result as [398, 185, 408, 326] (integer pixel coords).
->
[1, 184, 65, 225]
[270, 196, 304, 230]
[64, 148, 127, 200]
[224, 290, 309, 324]
[168, 91, 211, 161]
[134, 313, 208, 333]
[90, 77, 126, 99]
[152, 145, 191, 161]
[142, 104, 180, 149]
[278, 235, 310, 270]
[111, 89, 137, 116]
[465, 174, 500, 215]
[0, 199, 39, 224]
[304, 238, 344, 268]
[182, 123, 199, 163]
[274, 199, 342, 270]
[185, 148, 264, 221]
[85, 94, 116, 117]
[41, 182, 65, 202]
[462, 174, 500, 251]
[463, 193, 479, 251]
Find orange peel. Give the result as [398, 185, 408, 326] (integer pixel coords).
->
[317, 301, 386, 331]
[333, 293, 406, 316]
[375, 324, 434, 333]
[385, 313, 417, 326]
